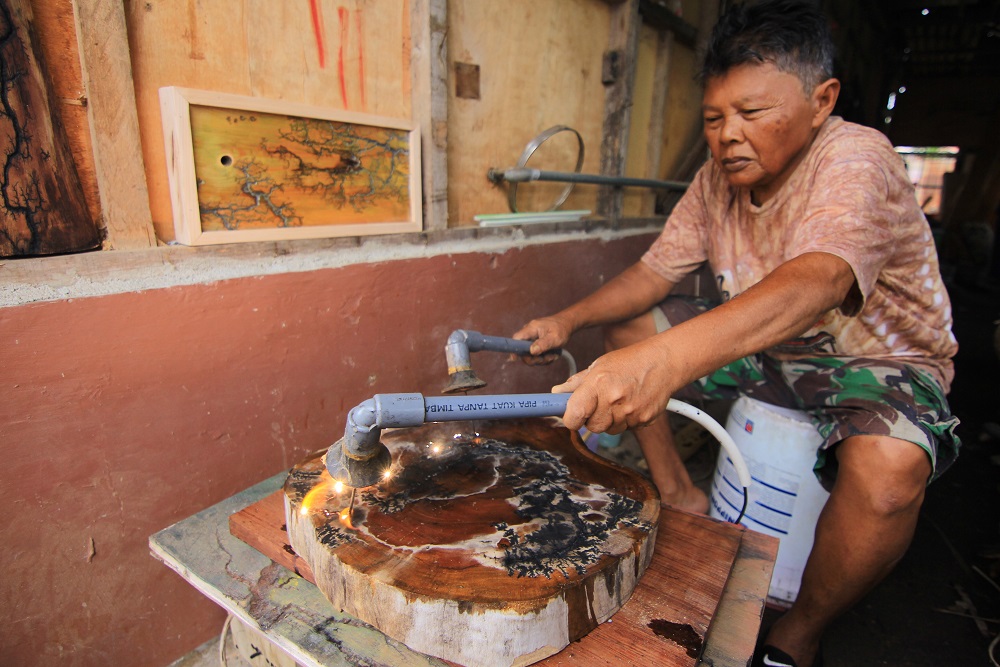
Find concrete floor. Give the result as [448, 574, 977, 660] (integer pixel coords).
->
[172, 281, 1000, 667]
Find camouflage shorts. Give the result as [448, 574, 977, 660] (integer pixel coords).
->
[654, 295, 961, 486]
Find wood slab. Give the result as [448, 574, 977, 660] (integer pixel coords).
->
[283, 419, 660, 667]
[231, 475, 749, 666]
[1, 0, 101, 256]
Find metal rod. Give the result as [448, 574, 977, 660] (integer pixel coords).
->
[489, 167, 689, 192]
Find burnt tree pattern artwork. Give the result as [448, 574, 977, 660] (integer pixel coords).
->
[191, 106, 411, 232]
[284, 419, 661, 667]
[0, 0, 100, 257]
[359, 433, 651, 578]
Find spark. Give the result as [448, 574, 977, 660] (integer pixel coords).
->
[298, 469, 343, 516]
[340, 487, 357, 529]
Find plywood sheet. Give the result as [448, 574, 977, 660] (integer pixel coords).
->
[446, 1, 612, 223]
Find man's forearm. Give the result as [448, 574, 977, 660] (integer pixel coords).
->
[553, 261, 675, 333]
[649, 252, 856, 389]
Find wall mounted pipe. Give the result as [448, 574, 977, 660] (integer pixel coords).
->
[488, 167, 690, 192]
[486, 124, 690, 213]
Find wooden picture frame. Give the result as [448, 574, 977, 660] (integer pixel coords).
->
[159, 87, 422, 246]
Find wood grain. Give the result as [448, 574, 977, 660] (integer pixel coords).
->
[284, 419, 661, 667]
[409, 0, 449, 230]
[29, 0, 101, 224]
[598, 0, 640, 220]
[0, 0, 100, 256]
[71, 0, 155, 249]
[229, 490, 316, 583]
[445, 1, 612, 223]
[230, 467, 750, 666]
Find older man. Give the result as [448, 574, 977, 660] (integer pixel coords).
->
[513, 1, 960, 665]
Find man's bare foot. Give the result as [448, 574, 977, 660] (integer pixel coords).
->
[661, 485, 709, 514]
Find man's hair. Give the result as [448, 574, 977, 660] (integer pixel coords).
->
[700, 0, 835, 91]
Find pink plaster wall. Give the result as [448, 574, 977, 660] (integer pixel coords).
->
[0, 235, 653, 666]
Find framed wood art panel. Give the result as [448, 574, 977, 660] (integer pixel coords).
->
[159, 87, 422, 246]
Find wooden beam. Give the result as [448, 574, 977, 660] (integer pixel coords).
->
[644, 22, 675, 215]
[30, 0, 102, 224]
[639, 0, 697, 48]
[71, 0, 156, 249]
[598, 0, 640, 219]
[410, 0, 449, 230]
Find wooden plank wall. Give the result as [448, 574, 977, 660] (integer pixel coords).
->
[656, 0, 718, 182]
[625, 22, 667, 218]
[446, 1, 615, 223]
[125, 0, 411, 243]
[32, 0, 708, 243]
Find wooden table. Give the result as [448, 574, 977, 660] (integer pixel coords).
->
[150, 473, 777, 667]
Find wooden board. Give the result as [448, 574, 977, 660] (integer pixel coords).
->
[71, 0, 156, 249]
[283, 419, 660, 667]
[445, 2, 613, 223]
[231, 473, 748, 666]
[30, 0, 101, 226]
[1, 0, 101, 256]
[160, 87, 422, 245]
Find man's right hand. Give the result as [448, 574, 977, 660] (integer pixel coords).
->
[511, 316, 573, 365]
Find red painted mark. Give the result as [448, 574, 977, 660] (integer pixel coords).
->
[309, 0, 326, 69]
[337, 7, 350, 107]
[355, 8, 366, 109]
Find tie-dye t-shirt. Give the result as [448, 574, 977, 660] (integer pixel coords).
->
[641, 116, 957, 391]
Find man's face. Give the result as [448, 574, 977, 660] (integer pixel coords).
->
[702, 63, 822, 205]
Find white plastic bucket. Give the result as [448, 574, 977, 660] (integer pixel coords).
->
[709, 396, 830, 605]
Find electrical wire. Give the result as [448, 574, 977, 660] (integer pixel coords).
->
[666, 398, 751, 524]
[218, 613, 234, 666]
[735, 486, 749, 525]
[559, 349, 578, 377]
[560, 351, 751, 524]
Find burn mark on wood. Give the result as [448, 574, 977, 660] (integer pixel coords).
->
[0, 1, 100, 256]
[284, 420, 661, 666]
[315, 522, 356, 549]
[299, 430, 653, 578]
[333, 426, 637, 558]
[648, 619, 703, 659]
[190, 106, 412, 232]
[284, 467, 323, 504]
